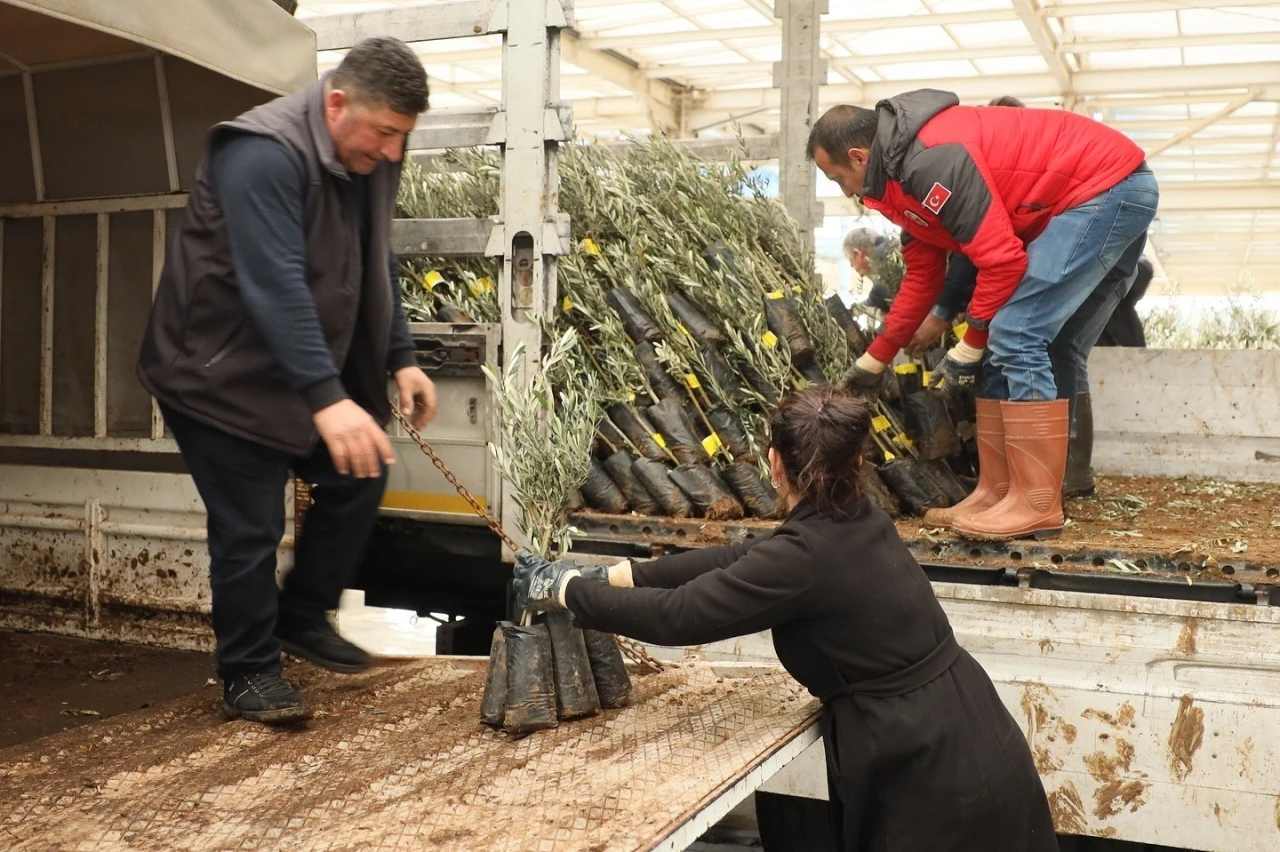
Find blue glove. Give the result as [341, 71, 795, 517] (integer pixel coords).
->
[514, 551, 582, 612]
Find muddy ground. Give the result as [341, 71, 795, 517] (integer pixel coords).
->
[0, 631, 214, 749]
[574, 474, 1280, 581]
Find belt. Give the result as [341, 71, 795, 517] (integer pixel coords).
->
[815, 631, 961, 702]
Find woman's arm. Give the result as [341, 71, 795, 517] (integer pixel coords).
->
[630, 532, 774, 589]
[566, 527, 814, 647]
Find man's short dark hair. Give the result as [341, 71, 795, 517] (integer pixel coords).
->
[329, 37, 430, 115]
[806, 104, 878, 165]
[988, 95, 1025, 107]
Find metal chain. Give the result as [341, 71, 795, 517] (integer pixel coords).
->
[390, 407, 664, 673]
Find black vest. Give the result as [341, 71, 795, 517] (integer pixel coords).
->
[136, 78, 401, 455]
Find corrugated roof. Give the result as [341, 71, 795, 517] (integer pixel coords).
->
[298, 0, 1280, 294]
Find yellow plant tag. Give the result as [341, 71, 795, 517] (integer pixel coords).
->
[582, 238, 601, 256]
[423, 270, 444, 291]
[652, 433, 667, 449]
[884, 451, 896, 462]
[762, 331, 779, 349]
[766, 290, 785, 300]
[468, 276, 494, 297]
[793, 285, 804, 294]
[922, 370, 932, 385]
[872, 415, 891, 433]
[894, 434, 914, 449]
[953, 321, 969, 339]
[894, 363, 918, 375]
[685, 373, 701, 389]
[562, 296, 573, 311]
[702, 433, 723, 457]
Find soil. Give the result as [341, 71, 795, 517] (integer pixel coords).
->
[574, 474, 1280, 581]
[0, 630, 214, 750]
[895, 475, 1280, 576]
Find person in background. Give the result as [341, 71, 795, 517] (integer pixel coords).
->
[841, 227, 893, 312]
[515, 385, 1059, 852]
[1097, 256, 1153, 347]
[137, 38, 437, 724]
[810, 90, 1157, 540]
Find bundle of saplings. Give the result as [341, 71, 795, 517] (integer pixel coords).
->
[396, 136, 978, 519]
[477, 330, 632, 736]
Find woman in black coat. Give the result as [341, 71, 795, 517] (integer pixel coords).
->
[515, 386, 1058, 852]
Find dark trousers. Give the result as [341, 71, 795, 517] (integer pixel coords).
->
[161, 403, 387, 680]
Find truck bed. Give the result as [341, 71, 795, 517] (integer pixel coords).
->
[571, 475, 1280, 590]
[0, 658, 818, 852]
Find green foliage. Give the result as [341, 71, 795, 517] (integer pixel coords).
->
[1141, 274, 1280, 350]
[481, 329, 602, 557]
[400, 134, 864, 541]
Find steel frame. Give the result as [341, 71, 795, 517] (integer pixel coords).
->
[325, 0, 571, 555]
[0, 194, 183, 448]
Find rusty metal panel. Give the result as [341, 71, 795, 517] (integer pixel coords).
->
[671, 584, 1280, 851]
[944, 584, 1280, 851]
[0, 660, 819, 851]
[0, 464, 293, 648]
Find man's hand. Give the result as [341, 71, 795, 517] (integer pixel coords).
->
[839, 352, 888, 399]
[394, 366, 438, 430]
[930, 341, 984, 398]
[906, 313, 950, 355]
[514, 551, 581, 612]
[314, 399, 396, 478]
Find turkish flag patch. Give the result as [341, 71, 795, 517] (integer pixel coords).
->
[923, 182, 952, 214]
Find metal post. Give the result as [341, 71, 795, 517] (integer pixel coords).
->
[94, 214, 110, 437]
[22, 71, 45, 202]
[39, 216, 54, 436]
[154, 55, 181, 193]
[150, 210, 166, 439]
[0, 219, 4, 416]
[775, 0, 826, 248]
[85, 498, 104, 628]
[494, 0, 569, 556]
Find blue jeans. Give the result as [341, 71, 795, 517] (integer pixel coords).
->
[984, 169, 1159, 402]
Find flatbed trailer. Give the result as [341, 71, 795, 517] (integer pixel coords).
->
[4, 2, 1280, 851]
[0, 659, 818, 852]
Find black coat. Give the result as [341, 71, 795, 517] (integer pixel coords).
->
[567, 497, 1058, 852]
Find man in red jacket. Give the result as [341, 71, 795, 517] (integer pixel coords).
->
[808, 90, 1158, 541]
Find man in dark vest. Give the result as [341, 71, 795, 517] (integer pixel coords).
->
[137, 38, 436, 724]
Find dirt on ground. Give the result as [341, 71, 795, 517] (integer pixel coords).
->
[895, 475, 1280, 577]
[0, 631, 215, 749]
[577, 474, 1280, 580]
[0, 654, 812, 851]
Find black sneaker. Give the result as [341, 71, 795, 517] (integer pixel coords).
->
[275, 621, 373, 674]
[222, 672, 311, 723]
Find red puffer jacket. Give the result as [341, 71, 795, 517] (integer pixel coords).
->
[859, 89, 1146, 363]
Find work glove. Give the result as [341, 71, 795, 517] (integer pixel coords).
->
[839, 352, 888, 399]
[930, 341, 984, 397]
[514, 551, 581, 612]
[576, 560, 634, 587]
